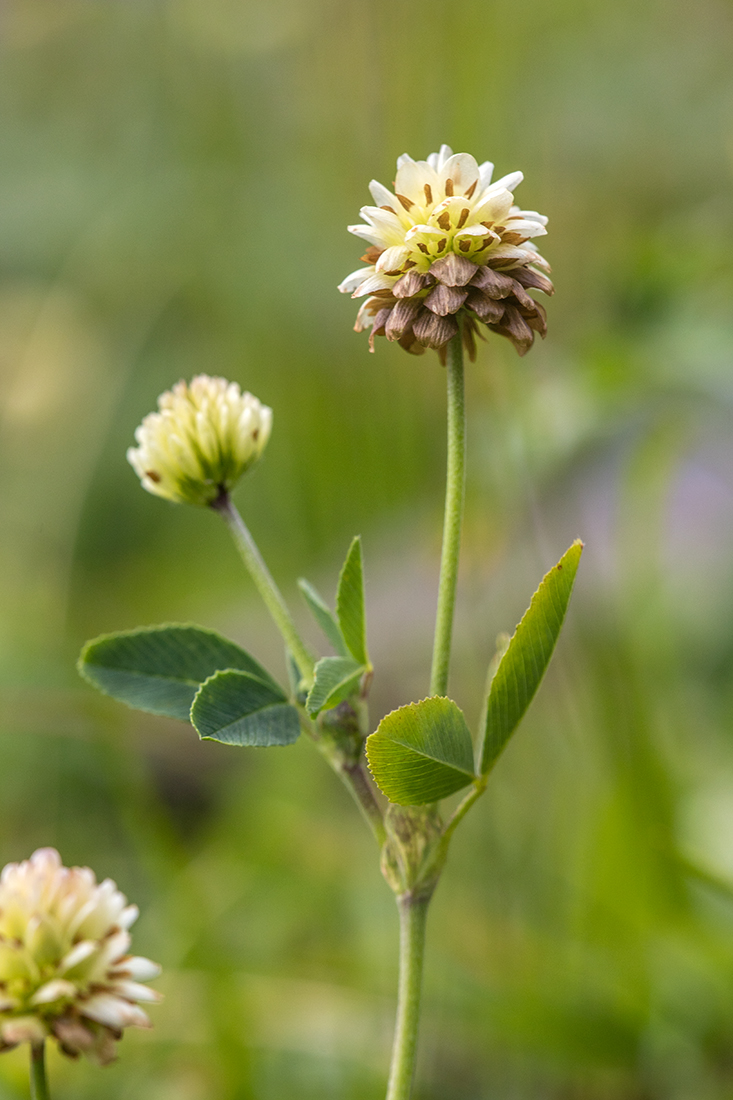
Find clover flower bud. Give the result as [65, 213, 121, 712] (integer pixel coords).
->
[0, 848, 161, 1066]
[338, 144, 553, 360]
[127, 374, 272, 506]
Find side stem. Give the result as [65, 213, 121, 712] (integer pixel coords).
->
[430, 332, 466, 697]
[213, 493, 315, 686]
[30, 1043, 50, 1100]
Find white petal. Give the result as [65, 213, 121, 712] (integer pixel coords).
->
[80, 994, 150, 1029]
[31, 979, 77, 1005]
[368, 179, 399, 210]
[110, 956, 162, 982]
[438, 153, 479, 197]
[478, 161, 494, 188]
[338, 267, 372, 294]
[112, 980, 162, 1003]
[375, 245, 410, 274]
[471, 189, 514, 225]
[59, 940, 97, 974]
[395, 157, 439, 205]
[505, 220, 547, 238]
[351, 271, 396, 298]
[489, 170, 523, 194]
[347, 224, 385, 247]
[118, 905, 139, 929]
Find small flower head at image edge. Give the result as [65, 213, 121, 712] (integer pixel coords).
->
[338, 144, 553, 359]
[0, 848, 161, 1065]
[127, 374, 272, 507]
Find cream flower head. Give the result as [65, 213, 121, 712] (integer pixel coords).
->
[0, 848, 160, 1065]
[338, 144, 553, 359]
[127, 374, 272, 507]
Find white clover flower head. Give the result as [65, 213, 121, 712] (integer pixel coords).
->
[127, 374, 272, 507]
[338, 144, 554, 360]
[0, 848, 161, 1065]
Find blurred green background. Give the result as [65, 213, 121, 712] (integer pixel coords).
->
[1, 0, 733, 1095]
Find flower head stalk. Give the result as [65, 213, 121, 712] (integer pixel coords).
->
[127, 375, 272, 506]
[0, 848, 161, 1066]
[338, 145, 553, 359]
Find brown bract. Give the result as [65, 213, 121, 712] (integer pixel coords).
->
[355, 256, 552, 361]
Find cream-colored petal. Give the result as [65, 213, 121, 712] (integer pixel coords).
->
[338, 267, 372, 294]
[375, 246, 411, 274]
[395, 157, 440, 205]
[31, 979, 77, 1005]
[350, 271, 395, 298]
[437, 153, 479, 197]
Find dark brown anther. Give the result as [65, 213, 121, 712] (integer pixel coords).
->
[145, 470, 162, 483]
[429, 253, 476, 287]
[396, 193, 414, 211]
[437, 211, 451, 231]
[380, 204, 398, 215]
[457, 208, 469, 229]
[424, 284, 468, 317]
[417, 242, 429, 254]
[464, 180, 477, 199]
[444, 178, 454, 197]
[424, 183, 433, 204]
[436, 238, 447, 253]
[360, 246, 383, 264]
[458, 239, 471, 253]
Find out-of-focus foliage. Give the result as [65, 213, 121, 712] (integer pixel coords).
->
[1, 0, 733, 1095]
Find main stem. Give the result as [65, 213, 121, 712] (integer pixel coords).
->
[430, 332, 466, 698]
[385, 895, 430, 1100]
[213, 493, 315, 685]
[30, 1043, 50, 1100]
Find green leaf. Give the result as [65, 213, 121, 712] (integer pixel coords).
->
[306, 655, 364, 717]
[479, 539, 583, 775]
[336, 537, 368, 665]
[298, 578, 348, 656]
[366, 697, 476, 805]
[191, 670, 300, 747]
[79, 624, 281, 721]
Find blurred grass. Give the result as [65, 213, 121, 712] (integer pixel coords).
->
[1, 0, 733, 1095]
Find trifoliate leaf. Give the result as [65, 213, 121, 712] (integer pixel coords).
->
[306, 655, 364, 717]
[78, 624, 281, 721]
[366, 696, 476, 805]
[336, 537, 368, 665]
[191, 670, 299, 747]
[298, 579, 348, 656]
[479, 540, 583, 774]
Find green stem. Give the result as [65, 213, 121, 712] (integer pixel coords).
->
[30, 1043, 50, 1100]
[385, 894, 430, 1100]
[430, 331, 466, 698]
[213, 493, 315, 686]
[442, 776, 487, 844]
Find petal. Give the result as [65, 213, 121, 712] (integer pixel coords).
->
[111, 980, 162, 1003]
[31, 979, 78, 1005]
[470, 189, 514, 226]
[478, 161, 494, 188]
[395, 157, 440, 205]
[350, 270, 396, 298]
[368, 179, 399, 210]
[437, 153, 479, 197]
[80, 994, 150, 1029]
[375, 245, 411, 275]
[338, 267, 372, 294]
[487, 170, 523, 194]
